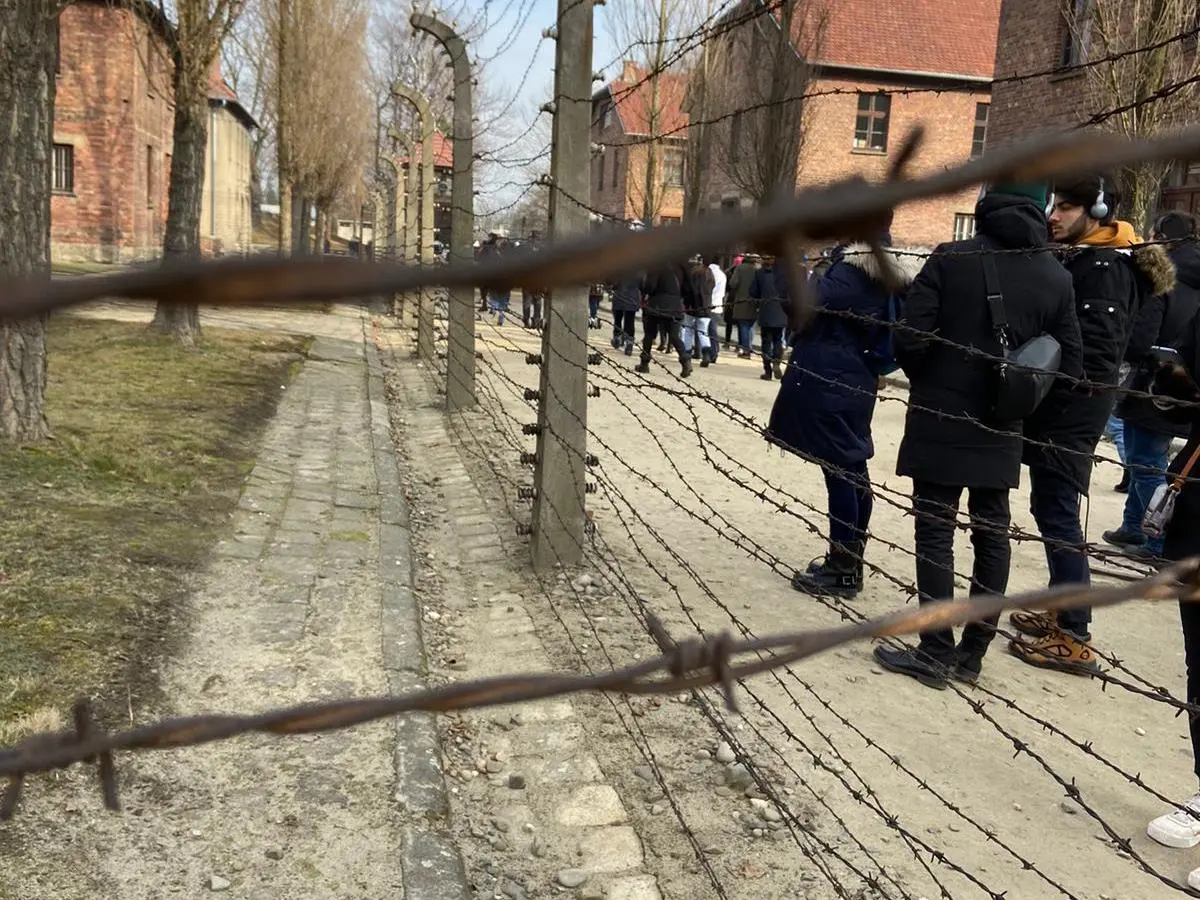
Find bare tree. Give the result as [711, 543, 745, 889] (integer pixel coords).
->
[147, 0, 248, 344]
[0, 0, 58, 441]
[223, 0, 272, 230]
[709, 0, 825, 205]
[1065, 0, 1200, 233]
[604, 0, 700, 223]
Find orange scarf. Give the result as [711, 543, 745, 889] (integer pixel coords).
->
[1077, 220, 1140, 249]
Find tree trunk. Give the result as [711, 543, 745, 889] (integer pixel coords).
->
[0, 4, 56, 442]
[152, 84, 209, 346]
[249, 141, 263, 229]
[278, 174, 293, 254]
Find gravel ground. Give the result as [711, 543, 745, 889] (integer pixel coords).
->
[432, 306, 1200, 900]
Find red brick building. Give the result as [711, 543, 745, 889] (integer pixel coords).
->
[590, 61, 689, 226]
[52, 0, 255, 263]
[988, 0, 1200, 216]
[693, 0, 1000, 248]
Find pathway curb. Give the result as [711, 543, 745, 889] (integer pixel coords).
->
[364, 322, 471, 900]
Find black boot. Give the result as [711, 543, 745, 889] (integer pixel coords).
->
[1115, 469, 1130, 493]
[700, 348, 712, 368]
[680, 357, 693, 378]
[772, 359, 784, 379]
[791, 544, 863, 598]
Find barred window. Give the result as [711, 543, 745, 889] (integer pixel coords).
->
[52, 143, 74, 193]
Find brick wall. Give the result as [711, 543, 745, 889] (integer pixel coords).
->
[590, 95, 686, 225]
[799, 75, 990, 248]
[52, 2, 173, 263]
[987, 0, 1099, 148]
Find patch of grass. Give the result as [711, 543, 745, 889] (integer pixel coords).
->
[0, 318, 311, 728]
[328, 529, 370, 543]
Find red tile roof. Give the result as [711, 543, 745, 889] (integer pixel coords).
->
[400, 131, 454, 170]
[801, 0, 1000, 80]
[206, 59, 258, 129]
[604, 62, 689, 139]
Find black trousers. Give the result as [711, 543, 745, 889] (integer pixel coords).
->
[641, 314, 685, 363]
[1180, 602, 1200, 780]
[612, 310, 637, 344]
[912, 480, 1012, 665]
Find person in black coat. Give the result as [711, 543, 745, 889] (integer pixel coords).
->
[875, 184, 1083, 689]
[636, 261, 693, 378]
[609, 272, 643, 355]
[1140, 309, 1200, 864]
[1103, 212, 1200, 557]
[750, 255, 790, 380]
[1008, 174, 1176, 676]
[767, 219, 924, 599]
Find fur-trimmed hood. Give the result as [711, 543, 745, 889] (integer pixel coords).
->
[839, 243, 927, 289]
[1132, 241, 1177, 296]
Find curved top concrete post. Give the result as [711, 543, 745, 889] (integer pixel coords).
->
[390, 82, 436, 265]
[411, 10, 475, 413]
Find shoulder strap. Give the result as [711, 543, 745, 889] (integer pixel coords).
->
[1172, 442, 1200, 490]
[979, 236, 1010, 349]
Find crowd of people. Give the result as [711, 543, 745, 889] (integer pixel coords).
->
[752, 176, 1200, 881]
[470, 183, 1200, 878]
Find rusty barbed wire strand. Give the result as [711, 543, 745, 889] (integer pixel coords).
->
[11, 124, 1200, 323]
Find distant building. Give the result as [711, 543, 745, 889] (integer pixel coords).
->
[692, 0, 1000, 248]
[51, 0, 256, 263]
[590, 61, 689, 226]
[988, 0, 1200, 216]
[400, 131, 453, 247]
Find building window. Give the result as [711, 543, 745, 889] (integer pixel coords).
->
[612, 147, 619, 188]
[662, 147, 684, 185]
[1060, 0, 1092, 67]
[854, 92, 890, 152]
[971, 103, 989, 158]
[597, 152, 606, 193]
[953, 213, 976, 241]
[52, 143, 74, 193]
[146, 145, 154, 207]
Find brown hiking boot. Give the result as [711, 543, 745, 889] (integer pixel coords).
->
[1007, 630, 1100, 675]
[1008, 609, 1055, 638]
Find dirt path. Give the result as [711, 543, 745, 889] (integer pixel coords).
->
[0, 309, 441, 900]
[421, 308, 1200, 900]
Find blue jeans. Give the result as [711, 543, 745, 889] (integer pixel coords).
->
[487, 290, 510, 324]
[681, 315, 711, 353]
[1028, 465, 1090, 637]
[1121, 424, 1172, 553]
[735, 319, 754, 352]
[1105, 414, 1126, 463]
[588, 296, 600, 319]
[825, 462, 872, 547]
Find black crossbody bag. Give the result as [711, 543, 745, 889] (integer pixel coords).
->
[980, 240, 1062, 421]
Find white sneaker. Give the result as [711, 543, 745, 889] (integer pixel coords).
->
[1191, 866, 1200, 890]
[1147, 794, 1200, 848]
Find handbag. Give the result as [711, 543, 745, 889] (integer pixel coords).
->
[1143, 442, 1200, 540]
[981, 241, 1062, 420]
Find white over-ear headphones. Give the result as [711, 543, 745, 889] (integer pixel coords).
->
[1090, 176, 1109, 221]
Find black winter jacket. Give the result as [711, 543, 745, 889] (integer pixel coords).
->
[750, 266, 789, 328]
[641, 263, 688, 316]
[1153, 306, 1200, 561]
[1116, 241, 1200, 436]
[1023, 227, 1176, 494]
[895, 193, 1083, 490]
[684, 265, 715, 316]
[609, 273, 644, 313]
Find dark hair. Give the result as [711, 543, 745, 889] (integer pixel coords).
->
[1152, 211, 1199, 241]
[1052, 172, 1121, 222]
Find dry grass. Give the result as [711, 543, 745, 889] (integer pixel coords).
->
[0, 317, 310, 730]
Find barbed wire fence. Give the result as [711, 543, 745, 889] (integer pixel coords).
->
[5, 2, 1200, 897]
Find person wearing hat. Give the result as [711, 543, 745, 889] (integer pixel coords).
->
[876, 180, 1083, 689]
[1008, 173, 1175, 675]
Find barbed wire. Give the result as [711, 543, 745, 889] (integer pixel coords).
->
[448, 307, 1200, 895]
